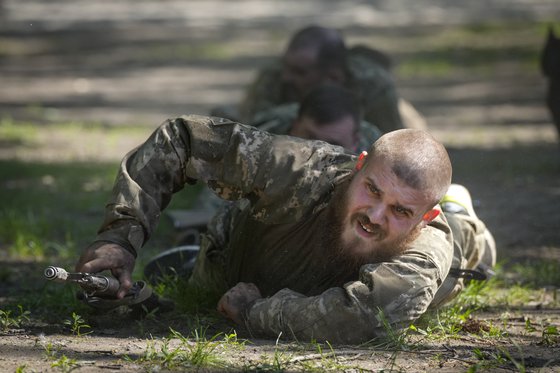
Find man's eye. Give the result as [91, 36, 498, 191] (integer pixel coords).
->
[394, 206, 410, 217]
[367, 183, 379, 195]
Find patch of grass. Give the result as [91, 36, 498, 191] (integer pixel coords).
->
[16, 282, 90, 323]
[509, 259, 560, 287]
[395, 21, 550, 78]
[0, 305, 30, 331]
[133, 327, 228, 370]
[151, 272, 222, 315]
[0, 121, 201, 265]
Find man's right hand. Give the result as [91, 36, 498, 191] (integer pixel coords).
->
[75, 242, 136, 299]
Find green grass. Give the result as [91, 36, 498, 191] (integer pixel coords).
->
[393, 21, 553, 78]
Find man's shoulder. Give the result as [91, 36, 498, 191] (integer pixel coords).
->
[347, 46, 394, 85]
[253, 59, 284, 81]
[349, 45, 393, 71]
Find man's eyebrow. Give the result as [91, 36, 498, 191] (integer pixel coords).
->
[367, 176, 416, 215]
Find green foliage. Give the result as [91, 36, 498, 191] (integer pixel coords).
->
[509, 259, 560, 287]
[134, 327, 227, 370]
[469, 344, 527, 372]
[50, 355, 79, 372]
[0, 305, 30, 331]
[396, 21, 545, 78]
[15, 282, 89, 323]
[152, 272, 221, 315]
[540, 324, 559, 347]
[64, 312, 92, 336]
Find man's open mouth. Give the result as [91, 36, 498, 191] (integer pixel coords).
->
[359, 220, 374, 233]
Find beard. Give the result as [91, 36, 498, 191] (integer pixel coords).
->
[317, 178, 422, 284]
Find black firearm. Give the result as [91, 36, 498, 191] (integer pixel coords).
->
[43, 266, 157, 311]
[44, 266, 121, 298]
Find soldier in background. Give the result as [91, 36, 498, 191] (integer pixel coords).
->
[221, 25, 427, 133]
[75, 115, 495, 343]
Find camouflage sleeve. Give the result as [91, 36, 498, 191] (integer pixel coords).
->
[95, 115, 273, 251]
[245, 218, 453, 344]
[238, 62, 285, 122]
[95, 114, 352, 251]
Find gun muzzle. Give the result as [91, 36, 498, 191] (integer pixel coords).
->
[44, 266, 68, 282]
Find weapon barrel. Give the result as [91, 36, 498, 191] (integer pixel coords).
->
[44, 266, 68, 282]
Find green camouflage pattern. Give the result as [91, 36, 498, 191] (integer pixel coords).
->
[96, 115, 487, 344]
[239, 47, 404, 134]
[192, 103, 382, 211]
[252, 102, 383, 152]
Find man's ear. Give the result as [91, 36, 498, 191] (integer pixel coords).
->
[355, 151, 368, 171]
[421, 209, 440, 226]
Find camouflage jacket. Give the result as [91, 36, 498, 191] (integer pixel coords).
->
[239, 46, 404, 134]
[252, 102, 383, 152]
[192, 103, 382, 210]
[96, 115, 454, 344]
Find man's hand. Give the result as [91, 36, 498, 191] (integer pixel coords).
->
[75, 242, 136, 299]
[217, 282, 262, 324]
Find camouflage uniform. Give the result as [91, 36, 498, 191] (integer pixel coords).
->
[95, 115, 489, 344]
[239, 46, 404, 134]
[252, 102, 383, 152]
[192, 103, 382, 211]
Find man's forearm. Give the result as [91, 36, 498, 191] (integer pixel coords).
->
[96, 118, 194, 251]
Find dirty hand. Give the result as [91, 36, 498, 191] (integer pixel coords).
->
[217, 282, 262, 324]
[75, 241, 136, 299]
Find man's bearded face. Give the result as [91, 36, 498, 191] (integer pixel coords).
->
[323, 156, 434, 264]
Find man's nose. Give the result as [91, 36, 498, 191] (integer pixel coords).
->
[366, 205, 387, 225]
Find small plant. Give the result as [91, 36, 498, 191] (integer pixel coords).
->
[51, 354, 78, 372]
[540, 324, 559, 346]
[134, 327, 226, 370]
[64, 312, 92, 336]
[524, 317, 537, 333]
[222, 330, 247, 351]
[43, 341, 59, 360]
[0, 305, 30, 331]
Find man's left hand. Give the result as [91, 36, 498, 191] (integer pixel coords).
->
[217, 282, 262, 324]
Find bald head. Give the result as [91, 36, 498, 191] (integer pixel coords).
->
[367, 129, 452, 205]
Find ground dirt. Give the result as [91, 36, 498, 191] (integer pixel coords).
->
[1, 1, 560, 372]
